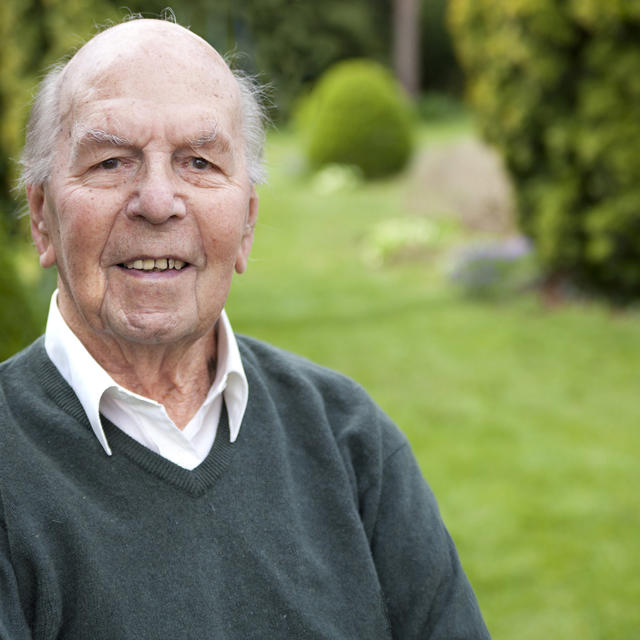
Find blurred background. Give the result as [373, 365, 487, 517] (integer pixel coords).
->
[2, 1, 639, 637]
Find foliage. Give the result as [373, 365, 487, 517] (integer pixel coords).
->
[297, 59, 415, 179]
[0, 224, 41, 360]
[420, 0, 464, 93]
[241, 0, 388, 118]
[448, 0, 640, 299]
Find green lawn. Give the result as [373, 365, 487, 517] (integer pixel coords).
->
[227, 125, 640, 639]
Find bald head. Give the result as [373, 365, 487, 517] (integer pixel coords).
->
[67, 19, 225, 69]
[20, 18, 266, 187]
[61, 21, 236, 115]
[70, 19, 220, 68]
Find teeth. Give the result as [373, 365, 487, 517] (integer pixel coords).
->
[124, 258, 187, 271]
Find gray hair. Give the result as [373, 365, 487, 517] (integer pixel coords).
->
[232, 70, 269, 185]
[18, 30, 268, 188]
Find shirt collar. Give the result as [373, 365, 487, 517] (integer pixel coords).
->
[44, 290, 248, 454]
[203, 306, 247, 443]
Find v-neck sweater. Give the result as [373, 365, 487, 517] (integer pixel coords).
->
[0, 336, 490, 639]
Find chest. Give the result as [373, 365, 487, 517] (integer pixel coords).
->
[6, 441, 391, 639]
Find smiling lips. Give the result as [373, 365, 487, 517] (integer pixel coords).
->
[123, 258, 187, 271]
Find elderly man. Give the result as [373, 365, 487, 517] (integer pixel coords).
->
[0, 18, 490, 640]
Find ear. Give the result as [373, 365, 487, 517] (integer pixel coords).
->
[27, 184, 57, 269]
[235, 188, 258, 274]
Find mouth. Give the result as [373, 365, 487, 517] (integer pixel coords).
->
[119, 258, 188, 272]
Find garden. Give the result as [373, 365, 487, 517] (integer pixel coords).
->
[2, 1, 640, 637]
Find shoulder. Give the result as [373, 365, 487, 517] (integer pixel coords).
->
[236, 334, 408, 459]
[0, 337, 47, 395]
[238, 334, 380, 421]
[0, 338, 50, 455]
[0, 337, 76, 429]
[237, 334, 360, 395]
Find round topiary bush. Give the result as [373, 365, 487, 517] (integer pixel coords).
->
[298, 59, 414, 179]
[449, 0, 640, 299]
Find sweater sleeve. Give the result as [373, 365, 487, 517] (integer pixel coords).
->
[0, 523, 32, 640]
[365, 442, 491, 639]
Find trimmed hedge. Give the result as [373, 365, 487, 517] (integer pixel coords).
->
[297, 59, 414, 179]
[449, 0, 640, 298]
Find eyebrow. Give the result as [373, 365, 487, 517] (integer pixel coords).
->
[74, 127, 132, 148]
[70, 127, 133, 166]
[187, 125, 232, 155]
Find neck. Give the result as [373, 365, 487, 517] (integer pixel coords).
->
[79, 325, 218, 430]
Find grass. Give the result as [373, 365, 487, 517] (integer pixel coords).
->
[226, 124, 640, 639]
[7, 117, 639, 638]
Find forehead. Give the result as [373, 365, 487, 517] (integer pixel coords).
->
[60, 22, 241, 138]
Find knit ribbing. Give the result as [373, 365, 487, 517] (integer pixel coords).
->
[101, 406, 234, 496]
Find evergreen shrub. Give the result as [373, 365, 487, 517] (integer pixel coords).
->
[297, 59, 414, 179]
[449, 0, 640, 298]
[0, 226, 41, 360]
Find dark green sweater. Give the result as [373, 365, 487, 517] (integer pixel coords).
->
[0, 336, 490, 639]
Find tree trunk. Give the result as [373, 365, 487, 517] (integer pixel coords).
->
[392, 0, 421, 97]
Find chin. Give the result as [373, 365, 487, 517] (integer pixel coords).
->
[111, 312, 203, 346]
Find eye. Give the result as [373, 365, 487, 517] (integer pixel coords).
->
[99, 158, 121, 170]
[190, 157, 212, 170]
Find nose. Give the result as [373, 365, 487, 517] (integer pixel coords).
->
[126, 157, 186, 223]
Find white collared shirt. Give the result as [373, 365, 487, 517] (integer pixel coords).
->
[44, 291, 248, 470]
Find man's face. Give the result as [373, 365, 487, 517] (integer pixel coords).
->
[28, 26, 257, 350]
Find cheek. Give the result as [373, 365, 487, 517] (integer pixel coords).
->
[56, 192, 120, 272]
[199, 196, 249, 259]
